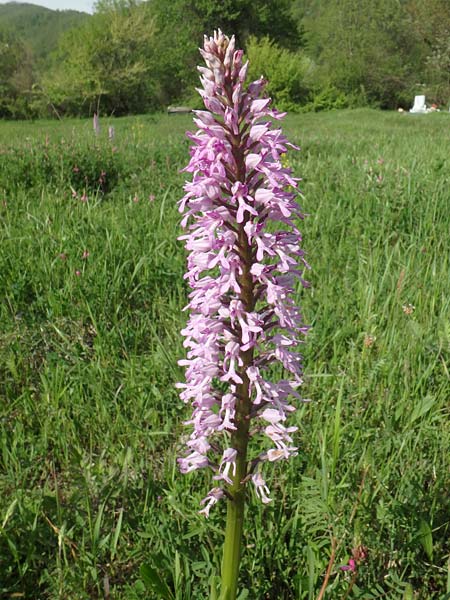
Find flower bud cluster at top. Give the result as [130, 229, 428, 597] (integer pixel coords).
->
[177, 30, 309, 516]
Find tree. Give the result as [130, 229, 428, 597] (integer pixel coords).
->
[148, 0, 301, 107]
[296, 0, 424, 108]
[180, 0, 299, 49]
[144, 0, 202, 106]
[405, 0, 450, 104]
[0, 28, 35, 118]
[43, 0, 157, 116]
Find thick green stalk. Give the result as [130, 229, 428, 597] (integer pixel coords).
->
[220, 426, 249, 600]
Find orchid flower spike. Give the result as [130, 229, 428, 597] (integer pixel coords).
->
[177, 29, 309, 513]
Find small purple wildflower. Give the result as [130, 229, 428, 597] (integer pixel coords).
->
[339, 558, 357, 572]
[339, 545, 368, 573]
[177, 30, 309, 513]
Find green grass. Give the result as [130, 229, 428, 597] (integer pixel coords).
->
[0, 109, 449, 599]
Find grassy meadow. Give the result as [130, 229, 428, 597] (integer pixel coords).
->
[0, 109, 449, 599]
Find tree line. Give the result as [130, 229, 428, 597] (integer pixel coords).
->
[1, 0, 449, 119]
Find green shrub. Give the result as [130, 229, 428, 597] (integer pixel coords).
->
[245, 36, 314, 111]
[300, 85, 365, 113]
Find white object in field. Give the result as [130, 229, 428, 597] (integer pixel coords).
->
[409, 95, 427, 114]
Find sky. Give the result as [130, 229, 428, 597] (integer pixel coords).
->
[0, 0, 93, 13]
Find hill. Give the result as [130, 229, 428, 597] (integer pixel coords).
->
[0, 2, 90, 64]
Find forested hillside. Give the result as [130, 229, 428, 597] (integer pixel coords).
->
[0, 2, 89, 118]
[0, 3, 88, 62]
[0, 0, 449, 119]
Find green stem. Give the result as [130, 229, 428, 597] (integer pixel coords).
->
[220, 432, 249, 600]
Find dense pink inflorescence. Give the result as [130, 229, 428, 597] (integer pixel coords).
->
[177, 30, 309, 515]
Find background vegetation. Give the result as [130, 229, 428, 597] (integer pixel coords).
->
[0, 109, 449, 598]
[1, 0, 450, 119]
